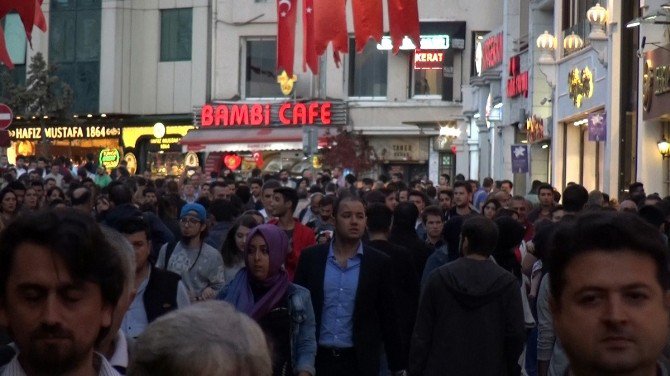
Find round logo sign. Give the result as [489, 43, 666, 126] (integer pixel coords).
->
[99, 148, 121, 170]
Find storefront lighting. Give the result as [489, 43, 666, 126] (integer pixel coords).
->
[153, 122, 166, 139]
[587, 3, 607, 40]
[493, 102, 503, 109]
[439, 125, 461, 138]
[663, 2, 670, 10]
[658, 138, 670, 158]
[564, 32, 584, 53]
[536, 30, 557, 64]
[31, 116, 36, 119]
[626, 18, 642, 28]
[87, 114, 93, 118]
[473, 113, 481, 119]
[521, 140, 528, 144]
[73, 114, 78, 118]
[573, 119, 588, 127]
[541, 144, 549, 149]
[15, 116, 21, 120]
[101, 113, 107, 118]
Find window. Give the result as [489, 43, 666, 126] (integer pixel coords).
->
[49, 0, 101, 113]
[245, 39, 282, 98]
[348, 39, 387, 98]
[411, 49, 454, 100]
[160, 8, 192, 62]
[471, 31, 488, 78]
[0, 15, 27, 99]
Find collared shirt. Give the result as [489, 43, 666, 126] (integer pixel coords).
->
[121, 269, 191, 340]
[109, 330, 128, 372]
[0, 352, 120, 376]
[319, 240, 363, 348]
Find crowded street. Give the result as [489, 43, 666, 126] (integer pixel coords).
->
[0, 0, 667, 375]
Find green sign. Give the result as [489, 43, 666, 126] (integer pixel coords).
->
[99, 148, 121, 169]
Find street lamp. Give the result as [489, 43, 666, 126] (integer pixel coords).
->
[658, 138, 670, 158]
[536, 30, 557, 64]
[587, 3, 608, 40]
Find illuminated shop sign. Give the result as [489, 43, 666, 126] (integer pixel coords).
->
[567, 66, 593, 108]
[9, 125, 121, 140]
[414, 49, 444, 70]
[482, 32, 503, 71]
[199, 101, 347, 127]
[99, 148, 121, 170]
[377, 35, 452, 50]
[150, 137, 182, 150]
[506, 55, 528, 98]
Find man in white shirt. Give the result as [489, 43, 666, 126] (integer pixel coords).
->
[0, 210, 125, 376]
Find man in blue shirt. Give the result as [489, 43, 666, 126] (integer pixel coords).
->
[295, 196, 406, 376]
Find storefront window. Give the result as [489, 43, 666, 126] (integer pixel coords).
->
[160, 8, 193, 62]
[348, 39, 387, 98]
[245, 39, 283, 98]
[471, 31, 488, 78]
[149, 151, 187, 177]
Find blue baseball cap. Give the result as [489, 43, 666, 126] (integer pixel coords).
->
[180, 203, 207, 222]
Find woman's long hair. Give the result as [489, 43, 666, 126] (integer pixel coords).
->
[220, 214, 259, 266]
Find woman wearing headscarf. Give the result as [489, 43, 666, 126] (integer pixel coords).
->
[218, 224, 316, 376]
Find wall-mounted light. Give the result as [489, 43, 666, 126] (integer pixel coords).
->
[536, 30, 557, 64]
[658, 138, 670, 158]
[587, 3, 608, 40]
[564, 32, 584, 53]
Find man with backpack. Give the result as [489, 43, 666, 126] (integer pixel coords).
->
[156, 203, 225, 302]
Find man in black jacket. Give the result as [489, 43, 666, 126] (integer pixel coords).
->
[114, 216, 190, 340]
[294, 196, 406, 376]
[365, 203, 419, 367]
[410, 216, 525, 376]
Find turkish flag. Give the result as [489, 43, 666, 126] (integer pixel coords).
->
[0, 25, 14, 69]
[351, 0, 383, 52]
[314, 0, 348, 67]
[302, 0, 318, 74]
[277, 0, 298, 76]
[34, 0, 47, 32]
[387, 0, 420, 53]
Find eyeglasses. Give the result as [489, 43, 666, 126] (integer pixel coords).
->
[179, 217, 202, 225]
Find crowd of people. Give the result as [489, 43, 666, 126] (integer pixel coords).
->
[0, 154, 669, 376]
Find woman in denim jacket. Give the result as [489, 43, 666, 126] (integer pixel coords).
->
[218, 224, 316, 376]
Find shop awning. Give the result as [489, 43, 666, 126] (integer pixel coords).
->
[180, 127, 330, 153]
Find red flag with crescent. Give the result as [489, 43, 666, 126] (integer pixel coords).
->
[277, 0, 297, 76]
[351, 0, 383, 52]
[302, 0, 318, 74]
[387, 0, 420, 53]
[313, 0, 348, 67]
[0, 24, 14, 69]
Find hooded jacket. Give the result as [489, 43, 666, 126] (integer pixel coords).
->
[409, 257, 526, 376]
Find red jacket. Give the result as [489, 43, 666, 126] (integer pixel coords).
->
[269, 218, 316, 280]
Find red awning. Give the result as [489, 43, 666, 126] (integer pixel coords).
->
[180, 127, 330, 152]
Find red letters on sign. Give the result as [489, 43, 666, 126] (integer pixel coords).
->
[201, 102, 334, 127]
[482, 33, 503, 71]
[506, 55, 529, 98]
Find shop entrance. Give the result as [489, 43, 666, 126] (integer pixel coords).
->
[560, 116, 604, 191]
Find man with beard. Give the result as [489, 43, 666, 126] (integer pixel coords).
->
[156, 203, 225, 302]
[0, 209, 126, 376]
